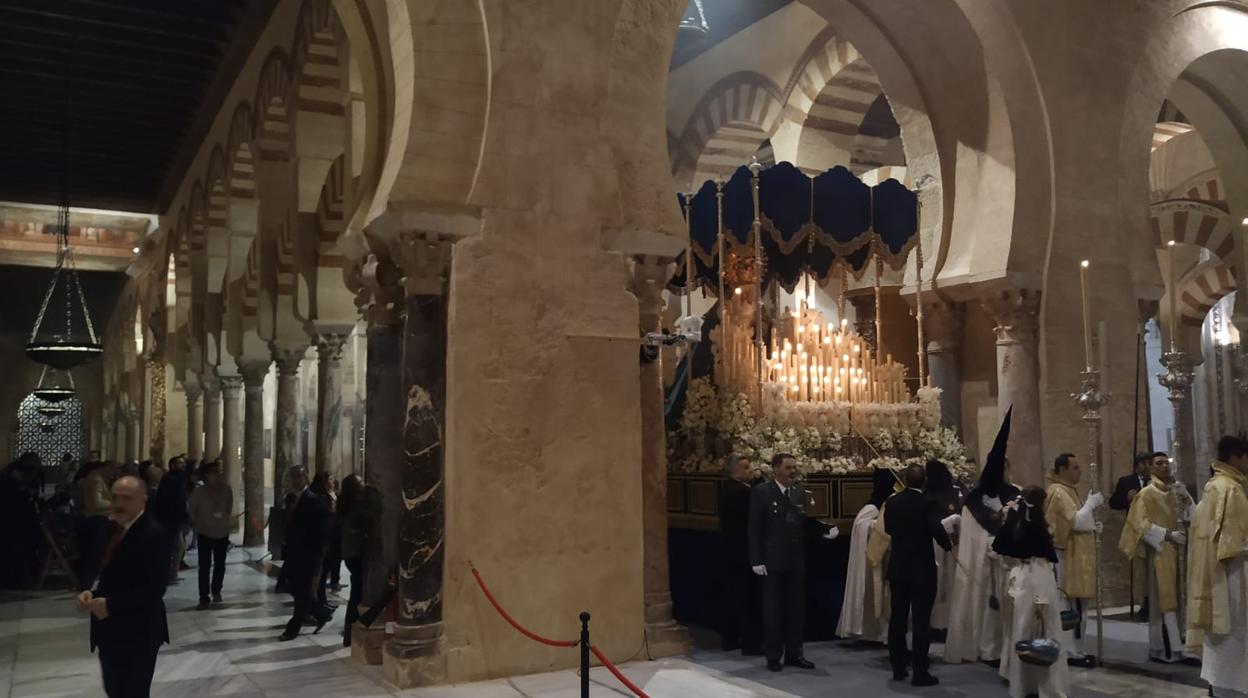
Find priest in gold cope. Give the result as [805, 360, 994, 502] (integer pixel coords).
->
[1118, 454, 1193, 663]
[1045, 453, 1103, 667]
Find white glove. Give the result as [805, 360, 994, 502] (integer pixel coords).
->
[941, 514, 961, 535]
[1167, 530, 1187, 546]
[752, 565, 767, 576]
[1093, 520, 1104, 534]
[983, 495, 1003, 513]
[823, 526, 840, 540]
[1085, 491, 1105, 510]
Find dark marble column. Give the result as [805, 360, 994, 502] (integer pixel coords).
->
[849, 294, 877, 353]
[220, 374, 244, 528]
[185, 380, 204, 462]
[272, 346, 304, 507]
[316, 334, 348, 476]
[203, 376, 223, 462]
[924, 299, 964, 432]
[632, 257, 690, 656]
[240, 361, 269, 546]
[364, 321, 403, 597]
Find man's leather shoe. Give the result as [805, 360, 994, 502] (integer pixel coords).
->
[278, 631, 297, 642]
[766, 660, 782, 672]
[911, 673, 939, 687]
[1067, 654, 1097, 668]
[892, 669, 909, 681]
[784, 657, 815, 670]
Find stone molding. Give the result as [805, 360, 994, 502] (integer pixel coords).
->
[981, 287, 1041, 346]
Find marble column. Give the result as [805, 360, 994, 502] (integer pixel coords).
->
[354, 267, 405, 665]
[272, 346, 304, 507]
[982, 288, 1044, 486]
[185, 381, 204, 462]
[384, 237, 451, 686]
[315, 334, 348, 476]
[203, 376, 223, 462]
[220, 374, 244, 523]
[240, 361, 269, 546]
[148, 358, 167, 463]
[924, 299, 964, 432]
[125, 409, 141, 463]
[632, 257, 690, 656]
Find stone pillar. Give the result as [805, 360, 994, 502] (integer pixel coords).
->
[354, 255, 405, 665]
[315, 334, 348, 476]
[848, 294, 877, 352]
[383, 235, 451, 687]
[240, 361, 269, 546]
[982, 288, 1044, 486]
[272, 346, 304, 507]
[924, 299, 964, 432]
[125, 408, 141, 463]
[220, 374, 244, 521]
[185, 381, 204, 462]
[203, 376, 222, 462]
[632, 257, 690, 656]
[147, 358, 167, 463]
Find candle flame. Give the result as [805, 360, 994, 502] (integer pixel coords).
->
[1167, 240, 1176, 248]
[1080, 260, 1089, 268]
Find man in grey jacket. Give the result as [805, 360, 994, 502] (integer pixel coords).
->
[189, 461, 232, 610]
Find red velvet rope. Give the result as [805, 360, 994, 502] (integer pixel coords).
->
[469, 567, 652, 698]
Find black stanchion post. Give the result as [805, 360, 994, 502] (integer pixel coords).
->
[579, 611, 591, 698]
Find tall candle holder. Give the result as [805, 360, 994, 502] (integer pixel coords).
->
[1071, 368, 1107, 665]
[1158, 351, 1197, 487]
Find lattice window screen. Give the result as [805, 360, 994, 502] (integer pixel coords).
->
[13, 395, 86, 466]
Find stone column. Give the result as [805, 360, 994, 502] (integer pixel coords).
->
[220, 374, 244, 520]
[315, 334, 348, 476]
[272, 346, 304, 507]
[848, 294, 877, 353]
[924, 299, 964, 432]
[632, 257, 690, 656]
[353, 255, 405, 665]
[240, 361, 269, 546]
[383, 234, 451, 687]
[982, 288, 1044, 486]
[125, 408, 141, 463]
[185, 380, 204, 462]
[203, 376, 223, 462]
[147, 357, 167, 463]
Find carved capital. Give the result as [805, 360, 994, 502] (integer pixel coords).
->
[981, 287, 1041, 346]
[271, 344, 306, 378]
[218, 374, 244, 399]
[317, 333, 348, 365]
[847, 294, 877, 351]
[390, 232, 453, 297]
[360, 252, 405, 327]
[239, 361, 269, 390]
[630, 255, 672, 324]
[924, 299, 964, 353]
[201, 374, 221, 401]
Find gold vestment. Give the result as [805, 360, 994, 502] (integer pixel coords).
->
[1045, 474, 1096, 600]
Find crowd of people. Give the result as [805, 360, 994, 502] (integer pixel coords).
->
[718, 409, 1248, 698]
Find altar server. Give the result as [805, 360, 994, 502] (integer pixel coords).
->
[993, 487, 1070, 698]
[925, 459, 964, 638]
[945, 408, 1018, 664]
[1187, 435, 1248, 697]
[1045, 453, 1103, 667]
[1118, 452, 1193, 662]
[836, 467, 896, 642]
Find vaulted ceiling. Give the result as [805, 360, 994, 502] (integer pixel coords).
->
[0, 0, 276, 213]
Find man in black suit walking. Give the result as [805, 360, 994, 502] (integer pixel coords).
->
[748, 453, 838, 672]
[279, 467, 333, 641]
[76, 475, 172, 698]
[885, 464, 955, 687]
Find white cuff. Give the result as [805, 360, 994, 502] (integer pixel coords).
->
[1073, 508, 1096, 532]
[1141, 524, 1166, 552]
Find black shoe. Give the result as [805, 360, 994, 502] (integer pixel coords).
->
[766, 660, 782, 672]
[892, 669, 909, 681]
[196, 599, 210, 611]
[212, 592, 223, 603]
[278, 631, 298, 642]
[784, 657, 815, 670]
[1067, 654, 1097, 668]
[911, 673, 939, 687]
[313, 611, 333, 634]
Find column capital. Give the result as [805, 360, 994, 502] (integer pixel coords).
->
[981, 287, 1041, 345]
[360, 252, 405, 327]
[629, 256, 672, 319]
[219, 374, 244, 399]
[183, 379, 203, 401]
[847, 293, 877, 351]
[239, 361, 269, 390]
[923, 299, 964, 353]
[271, 344, 306, 377]
[201, 374, 221, 399]
[390, 232, 453, 297]
[317, 333, 348, 364]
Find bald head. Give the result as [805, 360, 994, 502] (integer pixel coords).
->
[110, 474, 147, 524]
[904, 464, 926, 490]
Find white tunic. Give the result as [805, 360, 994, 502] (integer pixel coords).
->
[1203, 557, 1248, 697]
[1000, 558, 1071, 698]
[835, 503, 887, 642]
[944, 508, 1005, 662]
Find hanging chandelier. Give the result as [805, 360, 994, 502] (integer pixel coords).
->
[32, 365, 76, 403]
[26, 201, 102, 370]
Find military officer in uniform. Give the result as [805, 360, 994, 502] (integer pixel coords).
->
[748, 453, 838, 672]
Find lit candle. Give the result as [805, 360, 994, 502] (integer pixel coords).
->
[1079, 260, 1092, 369]
[1166, 240, 1177, 352]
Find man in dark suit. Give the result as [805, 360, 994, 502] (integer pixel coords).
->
[279, 466, 334, 641]
[748, 453, 838, 672]
[718, 454, 761, 654]
[76, 475, 171, 698]
[1109, 452, 1153, 511]
[885, 464, 955, 687]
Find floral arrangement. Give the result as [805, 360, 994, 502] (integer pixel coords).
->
[671, 378, 973, 480]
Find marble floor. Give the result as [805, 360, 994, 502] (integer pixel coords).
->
[0, 543, 1212, 697]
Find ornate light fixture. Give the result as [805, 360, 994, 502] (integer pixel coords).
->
[32, 366, 76, 403]
[26, 201, 102, 370]
[678, 0, 709, 38]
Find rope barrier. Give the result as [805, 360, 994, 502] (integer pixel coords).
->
[470, 566, 651, 698]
